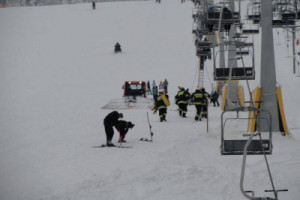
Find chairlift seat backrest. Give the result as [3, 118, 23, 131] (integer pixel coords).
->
[214, 67, 255, 80]
[281, 12, 296, 19]
[220, 108, 273, 156]
[248, 14, 260, 20]
[236, 51, 250, 55]
[272, 19, 295, 27]
[222, 139, 272, 155]
[243, 29, 259, 34]
[196, 41, 212, 48]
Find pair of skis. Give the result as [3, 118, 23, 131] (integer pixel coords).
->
[93, 144, 132, 148]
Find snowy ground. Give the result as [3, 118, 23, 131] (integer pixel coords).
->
[0, 1, 300, 200]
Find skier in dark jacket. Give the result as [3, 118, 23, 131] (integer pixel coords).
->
[163, 78, 168, 94]
[175, 87, 190, 118]
[116, 120, 135, 143]
[210, 90, 219, 107]
[92, 1, 96, 9]
[147, 80, 152, 95]
[103, 111, 123, 146]
[114, 42, 122, 53]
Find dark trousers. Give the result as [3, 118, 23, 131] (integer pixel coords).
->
[195, 105, 202, 118]
[178, 103, 188, 116]
[104, 121, 114, 143]
[201, 104, 208, 118]
[212, 99, 219, 107]
[194, 104, 207, 118]
[159, 107, 167, 121]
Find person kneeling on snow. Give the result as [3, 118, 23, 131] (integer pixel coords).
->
[116, 120, 135, 143]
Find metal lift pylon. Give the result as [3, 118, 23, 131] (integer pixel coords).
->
[260, 0, 280, 132]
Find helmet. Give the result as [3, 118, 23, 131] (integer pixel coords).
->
[128, 121, 135, 128]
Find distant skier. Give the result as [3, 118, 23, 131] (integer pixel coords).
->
[210, 90, 220, 107]
[116, 120, 135, 143]
[152, 85, 158, 101]
[159, 81, 164, 93]
[163, 78, 168, 94]
[92, 1, 96, 10]
[175, 87, 190, 118]
[153, 90, 168, 122]
[152, 80, 156, 87]
[147, 80, 152, 95]
[103, 111, 123, 146]
[114, 42, 122, 53]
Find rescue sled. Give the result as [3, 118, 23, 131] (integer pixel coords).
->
[161, 94, 170, 106]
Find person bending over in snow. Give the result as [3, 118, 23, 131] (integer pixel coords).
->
[116, 120, 135, 143]
[103, 111, 123, 146]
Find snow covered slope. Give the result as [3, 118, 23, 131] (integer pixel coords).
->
[0, 1, 299, 200]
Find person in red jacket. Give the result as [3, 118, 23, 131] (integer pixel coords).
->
[116, 120, 135, 143]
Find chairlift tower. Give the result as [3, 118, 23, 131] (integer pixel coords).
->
[225, 0, 240, 110]
[260, 0, 280, 132]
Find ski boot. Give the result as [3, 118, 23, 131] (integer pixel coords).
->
[106, 141, 116, 147]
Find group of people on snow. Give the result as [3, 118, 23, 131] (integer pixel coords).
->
[175, 86, 219, 121]
[103, 81, 219, 146]
[147, 79, 168, 99]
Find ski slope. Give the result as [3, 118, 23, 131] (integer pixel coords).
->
[0, 1, 300, 200]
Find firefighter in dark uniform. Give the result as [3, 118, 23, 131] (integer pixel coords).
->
[199, 88, 210, 118]
[153, 91, 168, 122]
[116, 120, 135, 143]
[175, 87, 190, 118]
[191, 87, 210, 121]
[103, 111, 123, 146]
[191, 88, 203, 121]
